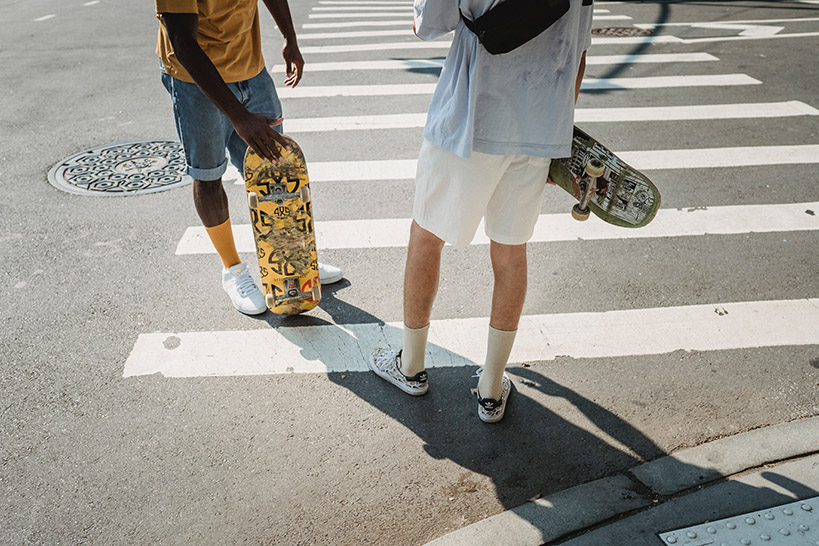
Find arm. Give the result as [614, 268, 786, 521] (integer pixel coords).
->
[161, 13, 285, 162]
[262, 0, 304, 88]
[575, 51, 586, 104]
[413, 0, 460, 40]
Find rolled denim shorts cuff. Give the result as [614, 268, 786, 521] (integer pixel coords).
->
[188, 160, 228, 182]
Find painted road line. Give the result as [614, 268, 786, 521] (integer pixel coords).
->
[304, 20, 411, 29]
[296, 29, 413, 40]
[679, 32, 819, 44]
[298, 40, 698, 54]
[576, 101, 819, 122]
[307, 11, 627, 20]
[274, 61, 742, 79]
[308, 12, 415, 18]
[294, 28, 677, 40]
[313, 5, 414, 10]
[286, 113, 427, 132]
[278, 102, 817, 132]
[231, 145, 819, 185]
[581, 74, 761, 90]
[320, 1, 411, 4]
[176, 202, 819, 254]
[277, 83, 438, 98]
[619, 145, 819, 170]
[123, 298, 819, 378]
[637, 16, 819, 27]
[300, 41, 452, 54]
[270, 59, 445, 72]
[277, 54, 719, 98]
[319, 1, 412, 4]
[35, 14, 56, 21]
[271, 58, 758, 89]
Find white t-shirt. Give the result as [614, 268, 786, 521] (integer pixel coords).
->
[414, 0, 593, 158]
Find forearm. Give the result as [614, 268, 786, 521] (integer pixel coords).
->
[575, 51, 586, 104]
[262, 0, 297, 42]
[172, 42, 248, 122]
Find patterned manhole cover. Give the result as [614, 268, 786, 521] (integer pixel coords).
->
[48, 140, 190, 196]
[592, 27, 653, 37]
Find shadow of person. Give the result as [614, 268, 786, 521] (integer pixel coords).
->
[247, 281, 819, 543]
[284, 283, 662, 508]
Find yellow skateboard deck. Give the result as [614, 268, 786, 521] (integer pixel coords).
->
[243, 135, 320, 315]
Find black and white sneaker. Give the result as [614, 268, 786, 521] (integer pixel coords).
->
[473, 368, 511, 423]
[369, 348, 429, 396]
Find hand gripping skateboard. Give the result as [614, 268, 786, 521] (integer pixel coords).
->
[548, 126, 661, 228]
[243, 135, 320, 315]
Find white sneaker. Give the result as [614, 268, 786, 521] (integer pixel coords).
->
[473, 368, 511, 424]
[222, 262, 267, 315]
[369, 348, 429, 396]
[318, 262, 343, 285]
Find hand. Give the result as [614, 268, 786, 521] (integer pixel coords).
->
[282, 39, 304, 87]
[233, 112, 287, 163]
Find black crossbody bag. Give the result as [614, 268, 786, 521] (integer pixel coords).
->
[460, 0, 571, 55]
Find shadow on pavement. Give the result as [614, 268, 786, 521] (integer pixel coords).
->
[258, 280, 818, 543]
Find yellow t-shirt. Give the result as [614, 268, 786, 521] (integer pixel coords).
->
[155, 0, 265, 84]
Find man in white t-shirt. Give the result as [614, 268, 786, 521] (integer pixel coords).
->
[370, 0, 594, 422]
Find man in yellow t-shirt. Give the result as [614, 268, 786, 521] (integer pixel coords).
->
[156, 0, 343, 315]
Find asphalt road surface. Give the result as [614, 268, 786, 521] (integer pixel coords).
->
[1, 0, 818, 544]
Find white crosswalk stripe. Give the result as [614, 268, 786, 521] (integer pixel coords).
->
[227, 145, 819, 183]
[278, 102, 816, 132]
[175, 202, 819, 254]
[125, 3, 819, 378]
[125, 298, 819, 377]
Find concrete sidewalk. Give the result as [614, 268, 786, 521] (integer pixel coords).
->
[425, 416, 819, 546]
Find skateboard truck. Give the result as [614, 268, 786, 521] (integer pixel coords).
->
[265, 277, 321, 308]
[571, 158, 605, 222]
[247, 184, 311, 209]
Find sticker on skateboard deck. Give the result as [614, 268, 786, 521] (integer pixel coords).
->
[243, 135, 320, 315]
[548, 126, 661, 228]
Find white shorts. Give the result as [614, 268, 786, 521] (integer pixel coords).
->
[413, 139, 551, 247]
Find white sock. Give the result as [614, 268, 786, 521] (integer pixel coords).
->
[477, 326, 517, 400]
[401, 324, 429, 376]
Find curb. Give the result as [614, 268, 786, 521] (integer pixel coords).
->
[424, 416, 819, 546]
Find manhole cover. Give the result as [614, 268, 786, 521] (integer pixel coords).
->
[48, 140, 190, 196]
[592, 27, 653, 37]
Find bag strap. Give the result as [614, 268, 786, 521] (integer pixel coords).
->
[460, 10, 483, 42]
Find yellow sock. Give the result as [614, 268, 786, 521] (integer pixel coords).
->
[205, 219, 241, 269]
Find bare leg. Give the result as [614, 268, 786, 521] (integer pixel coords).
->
[194, 178, 241, 269]
[403, 220, 445, 329]
[401, 221, 445, 375]
[489, 241, 527, 331]
[478, 241, 527, 399]
[193, 178, 229, 228]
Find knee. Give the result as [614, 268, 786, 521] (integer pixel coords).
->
[410, 221, 445, 251]
[490, 242, 527, 269]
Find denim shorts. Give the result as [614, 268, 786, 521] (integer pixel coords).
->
[160, 66, 283, 181]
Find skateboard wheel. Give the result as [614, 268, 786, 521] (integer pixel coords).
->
[585, 158, 605, 178]
[300, 186, 311, 203]
[248, 192, 259, 210]
[312, 283, 321, 303]
[265, 293, 275, 308]
[571, 204, 591, 221]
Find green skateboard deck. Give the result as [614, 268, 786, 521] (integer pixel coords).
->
[548, 126, 661, 228]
